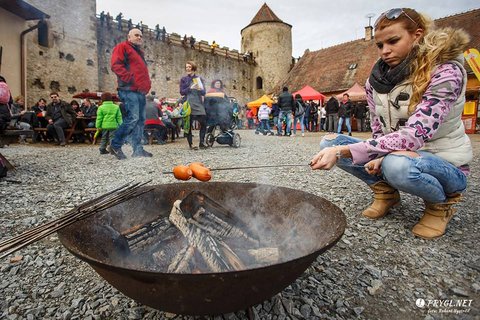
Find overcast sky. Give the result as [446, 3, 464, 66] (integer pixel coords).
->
[96, 1, 479, 57]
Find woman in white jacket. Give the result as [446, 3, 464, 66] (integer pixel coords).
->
[310, 8, 472, 239]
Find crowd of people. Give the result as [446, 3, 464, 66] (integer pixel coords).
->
[1, 77, 367, 151]
[246, 89, 369, 137]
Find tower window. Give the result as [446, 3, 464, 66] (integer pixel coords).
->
[256, 76, 263, 90]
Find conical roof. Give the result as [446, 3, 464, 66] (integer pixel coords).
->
[243, 3, 290, 30]
[250, 3, 283, 24]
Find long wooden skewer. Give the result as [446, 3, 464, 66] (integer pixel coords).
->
[0, 180, 153, 259]
[162, 163, 312, 174]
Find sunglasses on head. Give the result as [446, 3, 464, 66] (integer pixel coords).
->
[374, 8, 417, 28]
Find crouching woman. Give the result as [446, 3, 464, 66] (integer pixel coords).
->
[310, 8, 472, 239]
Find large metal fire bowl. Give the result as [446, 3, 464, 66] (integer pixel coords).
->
[57, 182, 346, 315]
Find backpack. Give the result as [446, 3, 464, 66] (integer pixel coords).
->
[0, 82, 11, 105]
[295, 101, 305, 116]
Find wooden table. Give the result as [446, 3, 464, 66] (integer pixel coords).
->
[32, 116, 96, 144]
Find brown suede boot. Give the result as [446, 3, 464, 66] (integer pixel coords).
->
[412, 194, 462, 239]
[362, 181, 401, 219]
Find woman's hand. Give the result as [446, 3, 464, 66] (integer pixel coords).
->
[310, 147, 339, 170]
[364, 157, 384, 175]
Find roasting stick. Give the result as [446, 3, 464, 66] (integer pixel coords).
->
[163, 163, 311, 175]
[0, 181, 149, 257]
[0, 180, 153, 259]
[0, 181, 153, 258]
[0, 181, 135, 248]
[0, 181, 143, 248]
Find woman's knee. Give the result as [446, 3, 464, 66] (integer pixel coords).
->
[382, 154, 416, 185]
[319, 133, 338, 149]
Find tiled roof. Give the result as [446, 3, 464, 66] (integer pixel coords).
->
[435, 9, 480, 50]
[281, 8, 480, 96]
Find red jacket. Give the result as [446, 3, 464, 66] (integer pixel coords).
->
[111, 41, 151, 94]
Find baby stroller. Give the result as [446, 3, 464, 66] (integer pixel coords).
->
[204, 96, 241, 148]
[205, 125, 241, 148]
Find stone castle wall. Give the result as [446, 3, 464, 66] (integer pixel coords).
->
[25, 0, 99, 106]
[97, 21, 255, 105]
[23, 0, 256, 107]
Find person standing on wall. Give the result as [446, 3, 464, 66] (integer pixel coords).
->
[109, 28, 152, 160]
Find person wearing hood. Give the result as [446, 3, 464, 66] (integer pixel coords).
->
[311, 8, 472, 240]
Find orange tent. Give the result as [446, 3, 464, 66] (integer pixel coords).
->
[247, 95, 273, 108]
[293, 85, 326, 101]
[336, 82, 366, 101]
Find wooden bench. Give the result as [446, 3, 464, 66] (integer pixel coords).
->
[144, 128, 157, 145]
[0, 129, 33, 146]
[33, 126, 85, 144]
[144, 125, 180, 145]
[84, 128, 98, 144]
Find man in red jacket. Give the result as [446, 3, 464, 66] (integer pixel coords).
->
[109, 28, 152, 159]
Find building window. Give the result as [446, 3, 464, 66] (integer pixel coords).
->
[256, 76, 263, 90]
[348, 63, 358, 70]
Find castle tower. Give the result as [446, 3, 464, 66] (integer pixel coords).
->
[241, 3, 292, 96]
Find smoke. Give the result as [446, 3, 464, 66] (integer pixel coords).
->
[224, 183, 329, 264]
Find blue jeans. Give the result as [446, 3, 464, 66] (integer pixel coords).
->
[278, 110, 292, 135]
[111, 90, 146, 152]
[337, 117, 351, 133]
[320, 135, 467, 203]
[257, 119, 270, 133]
[293, 114, 304, 134]
[100, 129, 115, 151]
[273, 116, 279, 133]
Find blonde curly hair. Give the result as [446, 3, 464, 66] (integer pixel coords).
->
[375, 8, 470, 114]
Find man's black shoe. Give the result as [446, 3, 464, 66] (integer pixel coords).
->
[199, 143, 208, 149]
[99, 149, 109, 155]
[132, 149, 153, 158]
[108, 146, 127, 160]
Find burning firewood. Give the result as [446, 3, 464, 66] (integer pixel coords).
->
[120, 191, 279, 273]
[180, 191, 259, 244]
[217, 240, 246, 270]
[247, 247, 279, 265]
[167, 245, 195, 273]
[125, 217, 174, 252]
[170, 200, 240, 272]
[188, 207, 259, 245]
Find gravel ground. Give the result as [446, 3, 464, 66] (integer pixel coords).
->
[0, 130, 479, 320]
